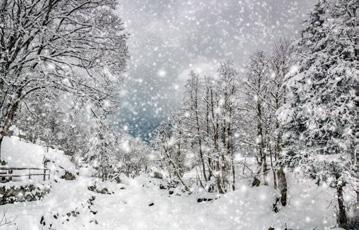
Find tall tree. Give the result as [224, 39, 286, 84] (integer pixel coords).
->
[185, 71, 207, 183]
[217, 62, 239, 191]
[0, 0, 128, 158]
[267, 39, 293, 205]
[244, 51, 271, 186]
[279, 0, 358, 227]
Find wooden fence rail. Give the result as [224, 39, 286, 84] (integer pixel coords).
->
[0, 167, 50, 182]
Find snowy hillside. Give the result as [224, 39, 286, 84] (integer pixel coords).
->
[1, 136, 74, 170]
[0, 137, 342, 230]
[0, 0, 357, 229]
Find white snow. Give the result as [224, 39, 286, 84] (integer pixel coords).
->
[0, 136, 75, 183]
[0, 137, 340, 230]
[0, 174, 337, 230]
[1, 136, 73, 170]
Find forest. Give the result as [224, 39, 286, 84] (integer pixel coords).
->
[0, 0, 357, 229]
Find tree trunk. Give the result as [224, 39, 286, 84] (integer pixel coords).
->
[257, 99, 268, 185]
[277, 167, 287, 206]
[337, 181, 348, 228]
[269, 149, 277, 189]
[205, 86, 213, 181]
[228, 107, 235, 191]
[231, 156, 235, 191]
[0, 135, 3, 162]
[0, 93, 22, 162]
[262, 154, 268, 185]
[210, 89, 222, 193]
[193, 76, 207, 182]
[198, 138, 207, 181]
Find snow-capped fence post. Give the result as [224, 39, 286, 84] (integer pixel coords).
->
[42, 169, 50, 181]
[0, 136, 3, 162]
[28, 169, 31, 180]
[43, 158, 49, 181]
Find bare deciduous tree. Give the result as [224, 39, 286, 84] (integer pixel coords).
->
[0, 0, 128, 159]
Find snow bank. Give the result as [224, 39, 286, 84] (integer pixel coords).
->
[1, 136, 74, 171]
[0, 137, 340, 229]
[0, 174, 338, 230]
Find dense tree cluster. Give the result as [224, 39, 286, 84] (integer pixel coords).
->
[154, 0, 358, 227]
[153, 62, 241, 193]
[0, 0, 149, 180]
[0, 0, 357, 228]
[279, 0, 358, 227]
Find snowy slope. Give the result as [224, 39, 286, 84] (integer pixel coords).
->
[1, 136, 75, 170]
[0, 175, 338, 230]
[0, 137, 340, 230]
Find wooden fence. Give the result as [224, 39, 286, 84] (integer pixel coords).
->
[0, 167, 50, 182]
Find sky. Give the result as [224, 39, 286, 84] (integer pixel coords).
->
[116, 0, 317, 141]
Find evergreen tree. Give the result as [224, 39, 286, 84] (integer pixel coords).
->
[279, 0, 358, 227]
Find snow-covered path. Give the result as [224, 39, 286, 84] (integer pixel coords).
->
[1, 175, 337, 230]
[0, 131, 344, 230]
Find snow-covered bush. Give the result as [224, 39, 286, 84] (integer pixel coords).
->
[0, 183, 50, 205]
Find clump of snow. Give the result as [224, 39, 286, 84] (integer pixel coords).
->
[1, 136, 74, 171]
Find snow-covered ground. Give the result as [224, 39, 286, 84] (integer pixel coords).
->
[1, 136, 74, 170]
[1, 175, 338, 230]
[0, 137, 340, 230]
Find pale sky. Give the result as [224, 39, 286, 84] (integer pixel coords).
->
[117, 0, 317, 140]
